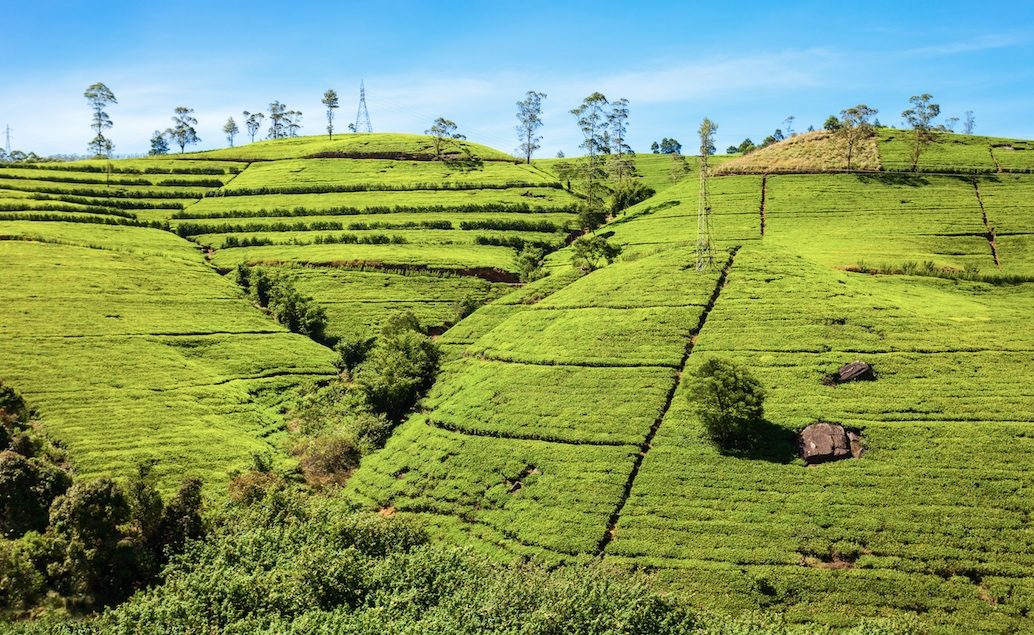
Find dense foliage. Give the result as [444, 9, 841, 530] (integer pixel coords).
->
[688, 357, 767, 450]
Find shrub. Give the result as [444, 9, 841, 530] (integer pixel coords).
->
[571, 234, 621, 272]
[515, 246, 547, 282]
[357, 332, 441, 421]
[294, 431, 362, 488]
[380, 310, 423, 337]
[0, 538, 44, 611]
[610, 180, 656, 213]
[0, 450, 71, 538]
[689, 357, 767, 450]
[335, 336, 377, 373]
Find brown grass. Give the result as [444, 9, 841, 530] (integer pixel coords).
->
[715, 130, 881, 175]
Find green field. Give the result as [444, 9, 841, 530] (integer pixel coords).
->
[2, 130, 1034, 632]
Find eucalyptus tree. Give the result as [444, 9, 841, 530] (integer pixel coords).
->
[167, 107, 200, 153]
[838, 104, 878, 170]
[425, 118, 464, 159]
[84, 82, 117, 157]
[902, 94, 940, 171]
[322, 89, 339, 139]
[268, 102, 288, 139]
[223, 117, 239, 147]
[515, 90, 546, 164]
[243, 111, 265, 143]
[570, 92, 610, 227]
[149, 131, 169, 155]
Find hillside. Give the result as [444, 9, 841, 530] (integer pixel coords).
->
[2, 131, 1034, 631]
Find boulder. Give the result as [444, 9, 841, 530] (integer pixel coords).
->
[799, 422, 862, 464]
[836, 361, 875, 383]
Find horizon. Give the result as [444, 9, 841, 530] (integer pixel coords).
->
[5, 0, 1034, 157]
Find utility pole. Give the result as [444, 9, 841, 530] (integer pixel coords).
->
[354, 81, 372, 133]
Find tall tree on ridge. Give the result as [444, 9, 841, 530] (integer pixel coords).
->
[286, 109, 303, 137]
[167, 107, 200, 153]
[268, 102, 289, 139]
[84, 82, 117, 158]
[607, 97, 634, 182]
[838, 104, 878, 170]
[570, 92, 610, 229]
[243, 111, 265, 143]
[149, 130, 169, 155]
[425, 117, 464, 159]
[322, 89, 339, 140]
[902, 93, 940, 171]
[515, 91, 547, 164]
[223, 117, 239, 147]
[963, 110, 976, 135]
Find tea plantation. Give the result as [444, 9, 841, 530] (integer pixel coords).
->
[2, 130, 1033, 632]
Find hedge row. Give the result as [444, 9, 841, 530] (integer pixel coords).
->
[171, 202, 578, 220]
[206, 181, 562, 197]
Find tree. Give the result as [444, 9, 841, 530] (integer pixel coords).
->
[148, 130, 169, 155]
[650, 141, 660, 153]
[736, 138, 756, 154]
[268, 101, 289, 140]
[668, 152, 689, 183]
[902, 93, 940, 171]
[425, 117, 465, 159]
[571, 234, 621, 271]
[659, 138, 682, 154]
[223, 117, 239, 147]
[84, 82, 117, 158]
[515, 90, 547, 164]
[0, 450, 70, 538]
[322, 89, 340, 140]
[167, 107, 200, 153]
[689, 357, 766, 450]
[286, 109, 303, 137]
[783, 115, 796, 137]
[823, 115, 841, 132]
[838, 104, 878, 170]
[48, 478, 137, 606]
[963, 110, 975, 135]
[607, 98, 633, 181]
[699, 118, 718, 157]
[942, 116, 960, 133]
[611, 180, 655, 214]
[243, 111, 265, 143]
[570, 92, 611, 218]
[357, 331, 441, 421]
[515, 246, 546, 282]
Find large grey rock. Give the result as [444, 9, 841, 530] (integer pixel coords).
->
[799, 422, 862, 464]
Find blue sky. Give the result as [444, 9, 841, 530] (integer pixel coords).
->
[4, 1, 1034, 156]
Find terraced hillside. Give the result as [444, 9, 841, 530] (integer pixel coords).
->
[0, 134, 586, 485]
[345, 132, 1034, 633]
[0, 161, 338, 487]
[2, 130, 1033, 631]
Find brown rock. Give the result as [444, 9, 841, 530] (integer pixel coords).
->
[799, 422, 859, 464]
[837, 361, 875, 383]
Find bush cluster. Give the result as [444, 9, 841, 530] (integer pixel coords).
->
[0, 382, 203, 614]
[235, 266, 328, 344]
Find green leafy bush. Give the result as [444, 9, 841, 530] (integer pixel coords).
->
[689, 357, 767, 450]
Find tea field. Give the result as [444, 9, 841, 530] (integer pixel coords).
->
[2, 130, 1033, 632]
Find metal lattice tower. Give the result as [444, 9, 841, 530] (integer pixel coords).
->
[695, 152, 716, 271]
[3, 125, 11, 155]
[354, 81, 372, 133]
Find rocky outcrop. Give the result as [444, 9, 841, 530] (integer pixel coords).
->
[799, 422, 863, 464]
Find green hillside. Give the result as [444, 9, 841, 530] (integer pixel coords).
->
[2, 130, 1034, 631]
